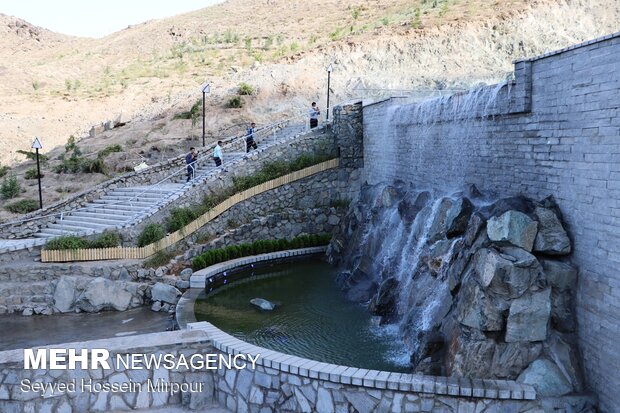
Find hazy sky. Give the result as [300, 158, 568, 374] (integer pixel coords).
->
[1, 0, 224, 38]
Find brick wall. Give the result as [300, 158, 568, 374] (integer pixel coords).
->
[361, 32, 620, 412]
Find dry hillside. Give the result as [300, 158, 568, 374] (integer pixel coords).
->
[0, 0, 618, 221]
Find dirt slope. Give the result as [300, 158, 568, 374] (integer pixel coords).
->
[0, 0, 618, 220]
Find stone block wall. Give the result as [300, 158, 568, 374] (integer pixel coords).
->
[361, 32, 620, 412]
[0, 326, 595, 413]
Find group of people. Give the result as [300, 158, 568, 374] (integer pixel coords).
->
[185, 102, 323, 182]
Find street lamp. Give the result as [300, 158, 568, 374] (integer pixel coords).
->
[31, 137, 43, 209]
[201, 83, 210, 147]
[326, 64, 333, 121]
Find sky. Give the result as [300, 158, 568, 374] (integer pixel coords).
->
[1, 0, 224, 38]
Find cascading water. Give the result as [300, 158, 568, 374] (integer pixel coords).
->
[328, 80, 586, 394]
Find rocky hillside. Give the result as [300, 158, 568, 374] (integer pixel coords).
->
[0, 0, 618, 220]
[328, 182, 584, 398]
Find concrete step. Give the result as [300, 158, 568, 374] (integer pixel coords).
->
[113, 183, 181, 194]
[47, 222, 96, 232]
[71, 212, 130, 222]
[77, 207, 138, 217]
[100, 194, 166, 202]
[52, 219, 117, 230]
[92, 199, 155, 209]
[105, 192, 165, 201]
[34, 228, 88, 237]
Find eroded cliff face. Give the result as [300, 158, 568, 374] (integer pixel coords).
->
[328, 182, 583, 397]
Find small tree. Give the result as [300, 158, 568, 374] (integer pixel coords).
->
[1, 175, 21, 199]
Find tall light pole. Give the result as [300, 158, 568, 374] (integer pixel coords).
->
[326, 64, 333, 122]
[31, 137, 43, 209]
[201, 83, 210, 147]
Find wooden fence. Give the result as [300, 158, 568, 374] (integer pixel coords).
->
[41, 159, 340, 263]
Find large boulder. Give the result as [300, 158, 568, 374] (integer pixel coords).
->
[542, 260, 578, 332]
[427, 197, 454, 243]
[517, 358, 573, 397]
[53, 276, 77, 313]
[398, 191, 431, 224]
[546, 333, 584, 391]
[446, 197, 474, 238]
[533, 207, 571, 255]
[457, 277, 505, 332]
[506, 289, 551, 342]
[151, 282, 181, 305]
[447, 332, 542, 379]
[473, 247, 541, 299]
[76, 278, 133, 312]
[368, 277, 399, 322]
[487, 211, 538, 251]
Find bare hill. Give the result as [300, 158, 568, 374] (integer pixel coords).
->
[0, 0, 618, 220]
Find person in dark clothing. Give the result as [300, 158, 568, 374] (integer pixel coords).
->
[246, 122, 258, 152]
[309, 102, 320, 129]
[185, 147, 197, 182]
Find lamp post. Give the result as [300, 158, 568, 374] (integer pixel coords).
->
[31, 137, 43, 209]
[326, 64, 333, 122]
[201, 83, 210, 147]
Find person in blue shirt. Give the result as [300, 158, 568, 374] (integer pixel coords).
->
[309, 102, 320, 129]
[213, 141, 223, 167]
[246, 122, 258, 153]
[185, 147, 197, 182]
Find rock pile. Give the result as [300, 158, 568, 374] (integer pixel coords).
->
[328, 182, 583, 397]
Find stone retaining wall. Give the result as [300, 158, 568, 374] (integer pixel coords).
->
[360, 32, 620, 411]
[121, 133, 343, 246]
[0, 324, 594, 413]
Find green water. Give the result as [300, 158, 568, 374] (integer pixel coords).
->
[194, 259, 410, 372]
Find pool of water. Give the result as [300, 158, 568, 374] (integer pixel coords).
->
[194, 259, 410, 372]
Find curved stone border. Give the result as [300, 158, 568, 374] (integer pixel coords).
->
[188, 320, 536, 401]
[177, 247, 537, 402]
[176, 246, 327, 328]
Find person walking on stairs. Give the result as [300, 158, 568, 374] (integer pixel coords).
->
[185, 147, 197, 182]
[309, 102, 320, 129]
[246, 122, 258, 152]
[213, 141, 223, 167]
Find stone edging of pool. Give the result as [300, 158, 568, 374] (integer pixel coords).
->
[176, 247, 538, 402]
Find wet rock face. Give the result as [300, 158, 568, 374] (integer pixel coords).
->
[328, 182, 583, 392]
[487, 211, 539, 251]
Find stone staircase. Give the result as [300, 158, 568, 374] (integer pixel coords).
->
[33, 185, 183, 239]
[0, 121, 310, 252]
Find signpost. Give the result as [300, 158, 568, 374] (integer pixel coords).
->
[326, 64, 333, 121]
[201, 83, 210, 147]
[31, 137, 43, 209]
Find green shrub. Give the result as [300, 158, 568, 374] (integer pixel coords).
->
[138, 223, 166, 247]
[89, 231, 120, 248]
[238, 82, 254, 96]
[16, 150, 48, 163]
[54, 155, 83, 173]
[226, 96, 243, 108]
[65, 135, 78, 153]
[5, 199, 39, 214]
[0, 164, 9, 177]
[97, 144, 123, 159]
[174, 99, 202, 128]
[192, 233, 332, 270]
[1, 175, 21, 199]
[45, 236, 90, 250]
[168, 207, 198, 232]
[144, 251, 175, 268]
[24, 168, 43, 180]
